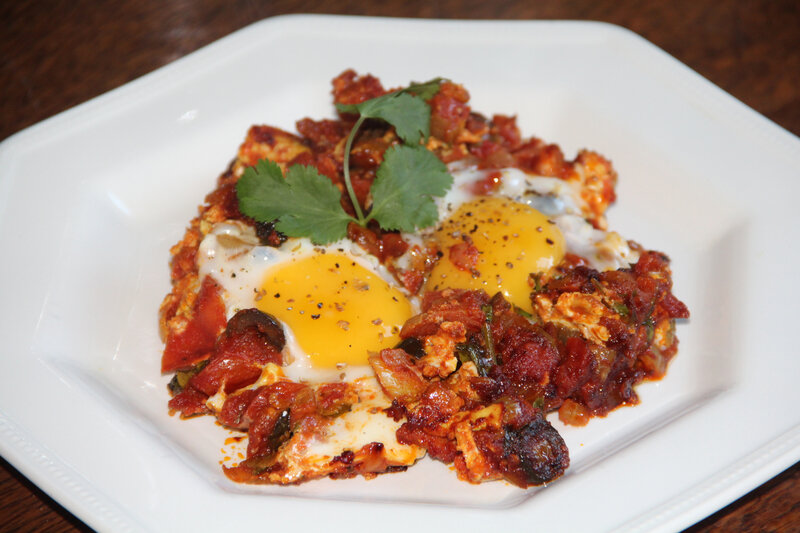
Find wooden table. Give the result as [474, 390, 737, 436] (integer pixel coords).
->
[1, 1, 798, 531]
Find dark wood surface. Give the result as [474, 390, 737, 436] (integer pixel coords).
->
[1, 1, 798, 531]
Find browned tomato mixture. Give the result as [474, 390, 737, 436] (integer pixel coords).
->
[159, 70, 689, 487]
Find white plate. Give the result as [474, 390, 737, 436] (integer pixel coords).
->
[1, 15, 798, 533]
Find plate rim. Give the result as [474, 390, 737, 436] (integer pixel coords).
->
[0, 14, 798, 533]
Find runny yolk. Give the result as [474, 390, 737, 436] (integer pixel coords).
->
[257, 253, 413, 368]
[425, 196, 566, 311]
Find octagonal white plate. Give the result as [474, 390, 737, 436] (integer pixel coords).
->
[0, 15, 798, 533]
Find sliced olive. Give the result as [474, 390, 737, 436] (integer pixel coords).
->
[224, 308, 285, 350]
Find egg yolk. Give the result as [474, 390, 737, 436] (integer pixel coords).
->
[425, 196, 565, 311]
[257, 253, 413, 368]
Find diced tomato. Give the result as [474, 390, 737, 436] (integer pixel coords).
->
[161, 277, 227, 373]
[332, 69, 386, 106]
[167, 387, 209, 417]
[448, 240, 480, 272]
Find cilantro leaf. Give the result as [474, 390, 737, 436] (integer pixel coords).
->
[404, 78, 445, 100]
[237, 76, 453, 244]
[335, 78, 444, 144]
[236, 159, 291, 221]
[237, 162, 354, 245]
[368, 145, 453, 232]
[368, 93, 431, 144]
[337, 93, 429, 144]
[357, 92, 430, 144]
[274, 165, 355, 244]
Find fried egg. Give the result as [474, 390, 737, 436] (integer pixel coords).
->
[199, 164, 636, 380]
[425, 195, 566, 311]
[197, 224, 417, 383]
[403, 165, 639, 310]
[197, 226, 425, 477]
[193, 163, 638, 482]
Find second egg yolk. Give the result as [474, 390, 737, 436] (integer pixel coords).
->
[425, 196, 565, 311]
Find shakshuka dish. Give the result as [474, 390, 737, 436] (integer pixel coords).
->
[159, 71, 689, 487]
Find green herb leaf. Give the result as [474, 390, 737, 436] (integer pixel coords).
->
[370, 92, 431, 144]
[237, 162, 354, 245]
[481, 304, 499, 366]
[368, 145, 453, 232]
[529, 272, 544, 293]
[236, 159, 291, 221]
[273, 165, 355, 244]
[335, 78, 443, 144]
[513, 305, 535, 320]
[404, 78, 445, 100]
[456, 341, 490, 377]
[338, 93, 429, 144]
[239, 77, 453, 244]
[610, 301, 630, 318]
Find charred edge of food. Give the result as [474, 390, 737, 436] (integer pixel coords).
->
[503, 413, 569, 486]
[254, 220, 287, 247]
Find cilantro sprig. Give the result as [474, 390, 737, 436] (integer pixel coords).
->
[236, 160, 354, 244]
[236, 78, 453, 244]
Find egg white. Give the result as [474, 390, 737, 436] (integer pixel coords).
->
[196, 223, 419, 384]
[399, 164, 638, 273]
[195, 163, 639, 479]
[197, 164, 634, 385]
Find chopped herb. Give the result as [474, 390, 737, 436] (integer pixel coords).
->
[237, 78, 453, 244]
[644, 317, 655, 342]
[481, 304, 499, 366]
[456, 341, 490, 377]
[167, 359, 209, 395]
[529, 272, 543, 293]
[611, 301, 630, 318]
[236, 160, 353, 244]
[513, 305, 534, 320]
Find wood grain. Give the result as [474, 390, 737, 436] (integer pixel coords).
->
[1, 1, 798, 531]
